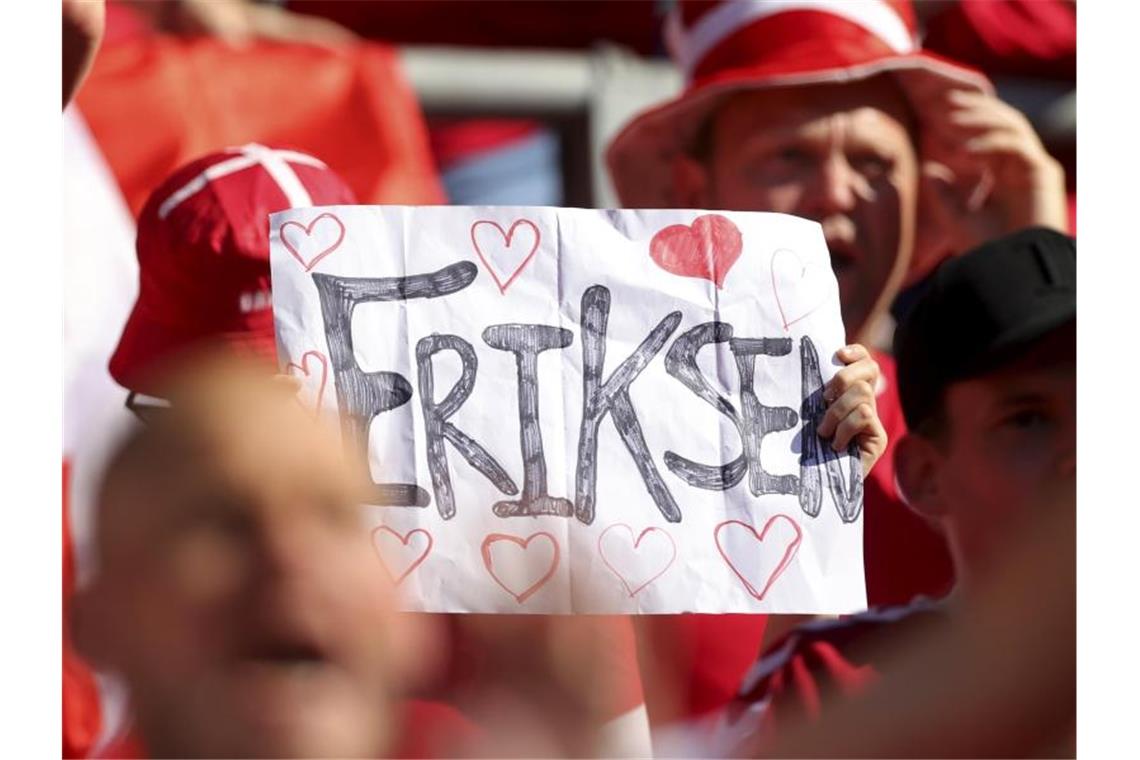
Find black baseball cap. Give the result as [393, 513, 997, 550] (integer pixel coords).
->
[894, 227, 1076, 430]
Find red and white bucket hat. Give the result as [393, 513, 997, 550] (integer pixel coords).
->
[110, 143, 357, 395]
[606, 0, 994, 208]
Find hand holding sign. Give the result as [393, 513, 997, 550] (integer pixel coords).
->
[271, 206, 867, 614]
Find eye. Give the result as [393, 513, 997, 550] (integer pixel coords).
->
[999, 408, 1051, 431]
[850, 153, 892, 180]
[749, 147, 814, 184]
[774, 147, 812, 165]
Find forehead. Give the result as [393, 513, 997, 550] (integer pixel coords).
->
[710, 78, 916, 145]
[945, 329, 1077, 409]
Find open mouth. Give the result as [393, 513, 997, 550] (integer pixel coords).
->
[235, 630, 337, 676]
[245, 640, 328, 666]
[826, 240, 859, 278]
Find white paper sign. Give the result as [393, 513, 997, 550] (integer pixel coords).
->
[270, 206, 866, 614]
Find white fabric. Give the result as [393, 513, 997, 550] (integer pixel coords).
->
[157, 143, 326, 219]
[669, 0, 916, 79]
[63, 106, 140, 759]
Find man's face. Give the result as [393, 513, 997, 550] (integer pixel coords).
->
[86, 377, 412, 758]
[930, 328, 1076, 581]
[685, 79, 919, 340]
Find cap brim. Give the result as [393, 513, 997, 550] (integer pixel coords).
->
[605, 52, 993, 208]
[109, 305, 278, 396]
[962, 301, 1076, 381]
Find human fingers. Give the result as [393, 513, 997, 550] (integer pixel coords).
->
[823, 355, 880, 404]
[832, 401, 876, 452]
[817, 381, 876, 439]
[835, 343, 869, 363]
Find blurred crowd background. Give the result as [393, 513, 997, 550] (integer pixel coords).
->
[62, 1, 1076, 758]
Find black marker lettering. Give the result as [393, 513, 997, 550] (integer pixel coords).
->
[663, 321, 748, 490]
[575, 285, 683, 525]
[483, 324, 575, 518]
[730, 337, 800, 497]
[313, 262, 477, 507]
[798, 336, 863, 522]
[416, 334, 518, 520]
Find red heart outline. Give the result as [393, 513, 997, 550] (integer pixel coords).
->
[470, 219, 541, 293]
[649, 214, 743, 289]
[714, 515, 803, 601]
[481, 531, 560, 604]
[770, 247, 828, 330]
[597, 524, 677, 597]
[284, 350, 329, 408]
[281, 212, 346, 272]
[371, 526, 433, 585]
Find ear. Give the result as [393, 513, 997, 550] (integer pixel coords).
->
[669, 153, 712, 208]
[894, 433, 949, 521]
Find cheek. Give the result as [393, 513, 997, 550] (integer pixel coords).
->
[122, 582, 226, 680]
[857, 180, 903, 272]
[943, 448, 1036, 528]
[328, 543, 399, 638]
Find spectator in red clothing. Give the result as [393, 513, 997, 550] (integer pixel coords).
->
[71, 357, 437, 758]
[725, 226, 1075, 756]
[83, 146, 664, 757]
[605, 0, 1069, 722]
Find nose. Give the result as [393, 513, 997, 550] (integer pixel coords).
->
[256, 518, 318, 583]
[802, 153, 861, 219]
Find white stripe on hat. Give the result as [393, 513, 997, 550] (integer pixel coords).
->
[157, 143, 328, 219]
[669, 0, 917, 79]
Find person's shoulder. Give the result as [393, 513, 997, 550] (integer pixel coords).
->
[734, 598, 944, 708]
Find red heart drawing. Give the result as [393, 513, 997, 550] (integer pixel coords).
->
[284, 350, 328, 408]
[470, 219, 541, 293]
[714, 516, 802, 601]
[770, 248, 829, 330]
[649, 214, 743, 289]
[597, 524, 677, 597]
[281, 212, 346, 272]
[481, 531, 560, 604]
[371, 526, 433, 585]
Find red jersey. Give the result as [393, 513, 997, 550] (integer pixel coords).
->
[724, 598, 944, 751]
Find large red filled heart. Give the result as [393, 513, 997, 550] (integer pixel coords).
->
[714, 516, 802, 601]
[649, 214, 743, 288]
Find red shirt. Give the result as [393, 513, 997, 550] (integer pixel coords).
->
[724, 598, 944, 750]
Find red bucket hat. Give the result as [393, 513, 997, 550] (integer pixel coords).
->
[110, 143, 357, 395]
[606, 0, 994, 208]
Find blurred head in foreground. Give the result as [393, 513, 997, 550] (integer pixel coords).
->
[893, 226, 1076, 588]
[73, 355, 419, 758]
